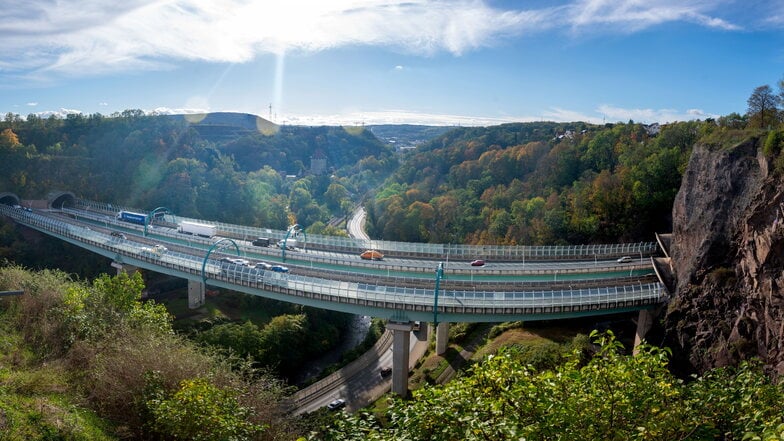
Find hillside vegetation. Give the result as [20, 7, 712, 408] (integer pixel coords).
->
[367, 120, 699, 244]
[0, 266, 297, 440]
[0, 111, 397, 229]
[314, 332, 784, 441]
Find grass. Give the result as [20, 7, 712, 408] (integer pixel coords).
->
[700, 128, 765, 151]
[407, 321, 592, 392]
[0, 313, 115, 440]
[472, 328, 551, 361]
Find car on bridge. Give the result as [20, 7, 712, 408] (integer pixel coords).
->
[252, 237, 271, 247]
[139, 244, 167, 258]
[110, 231, 127, 240]
[360, 250, 384, 260]
[470, 259, 486, 266]
[270, 264, 289, 273]
[617, 256, 633, 263]
[219, 257, 250, 266]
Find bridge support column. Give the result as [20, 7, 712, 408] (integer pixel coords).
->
[387, 321, 413, 397]
[110, 261, 137, 276]
[633, 309, 656, 355]
[188, 280, 206, 309]
[436, 322, 450, 355]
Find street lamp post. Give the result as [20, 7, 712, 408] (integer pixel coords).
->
[433, 262, 444, 326]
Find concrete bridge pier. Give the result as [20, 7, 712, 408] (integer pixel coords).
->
[436, 322, 450, 355]
[633, 308, 656, 355]
[387, 321, 414, 397]
[188, 280, 206, 309]
[110, 261, 138, 275]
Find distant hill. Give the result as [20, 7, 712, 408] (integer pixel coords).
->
[0, 110, 397, 228]
[167, 112, 278, 143]
[165, 114, 451, 148]
[368, 124, 453, 149]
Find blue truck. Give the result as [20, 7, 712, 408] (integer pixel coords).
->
[116, 210, 148, 225]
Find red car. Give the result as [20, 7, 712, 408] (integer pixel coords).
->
[360, 250, 384, 260]
[470, 259, 486, 267]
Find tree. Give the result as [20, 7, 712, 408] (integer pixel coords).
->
[324, 182, 349, 213]
[747, 85, 780, 129]
[0, 128, 21, 151]
[779, 76, 784, 102]
[315, 332, 784, 441]
[148, 377, 263, 441]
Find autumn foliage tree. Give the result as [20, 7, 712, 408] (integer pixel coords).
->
[368, 121, 695, 245]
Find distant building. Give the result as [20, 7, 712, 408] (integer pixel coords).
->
[644, 123, 661, 136]
[311, 150, 327, 175]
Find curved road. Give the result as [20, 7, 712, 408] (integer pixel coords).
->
[286, 206, 428, 414]
[347, 206, 370, 241]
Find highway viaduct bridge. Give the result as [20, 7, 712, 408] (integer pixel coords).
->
[0, 192, 669, 397]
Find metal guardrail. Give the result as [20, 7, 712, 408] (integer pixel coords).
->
[72, 198, 659, 261]
[2, 204, 665, 316]
[60, 206, 655, 278]
[288, 330, 393, 411]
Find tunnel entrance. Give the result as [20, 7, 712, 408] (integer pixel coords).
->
[0, 193, 21, 207]
[48, 192, 76, 209]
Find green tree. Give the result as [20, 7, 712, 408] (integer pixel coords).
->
[747, 85, 780, 129]
[324, 182, 350, 213]
[148, 377, 263, 441]
[316, 331, 784, 441]
[60, 271, 171, 343]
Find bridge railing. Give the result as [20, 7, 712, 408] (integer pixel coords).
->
[72, 198, 659, 261]
[2, 204, 665, 314]
[61, 205, 656, 277]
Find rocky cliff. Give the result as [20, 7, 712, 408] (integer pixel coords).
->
[665, 135, 784, 375]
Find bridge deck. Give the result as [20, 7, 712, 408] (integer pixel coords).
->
[0, 202, 666, 323]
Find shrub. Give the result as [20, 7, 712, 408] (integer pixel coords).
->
[147, 376, 264, 441]
[763, 129, 784, 156]
[488, 321, 524, 339]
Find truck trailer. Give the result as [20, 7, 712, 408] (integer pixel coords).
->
[179, 221, 216, 238]
[116, 210, 147, 225]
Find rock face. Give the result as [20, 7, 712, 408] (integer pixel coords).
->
[665, 137, 784, 375]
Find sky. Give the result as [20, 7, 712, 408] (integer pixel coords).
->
[1, 0, 784, 126]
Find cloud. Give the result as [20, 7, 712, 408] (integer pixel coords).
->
[276, 105, 716, 126]
[26, 102, 38, 106]
[567, 0, 740, 32]
[277, 109, 525, 127]
[30, 108, 83, 119]
[149, 106, 210, 115]
[596, 104, 718, 123]
[13, 104, 716, 126]
[0, 0, 743, 78]
[542, 107, 603, 124]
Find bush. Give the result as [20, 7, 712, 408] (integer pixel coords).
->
[147, 376, 264, 441]
[447, 322, 477, 344]
[763, 129, 784, 156]
[488, 321, 524, 339]
[0, 267, 295, 440]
